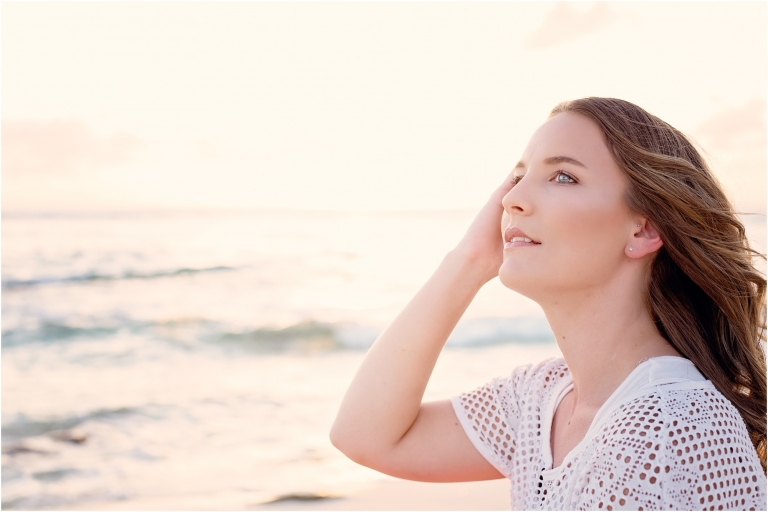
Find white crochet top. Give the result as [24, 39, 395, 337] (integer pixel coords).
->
[451, 356, 767, 510]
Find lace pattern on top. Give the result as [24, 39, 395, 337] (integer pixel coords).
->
[451, 357, 767, 510]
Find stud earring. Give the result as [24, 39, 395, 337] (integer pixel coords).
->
[636, 224, 640, 227]
[629, 247, 634, 251]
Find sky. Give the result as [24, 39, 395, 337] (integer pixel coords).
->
[2, 1, 766, 213]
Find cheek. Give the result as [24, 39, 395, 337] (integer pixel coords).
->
[575, 195, 626, 232]
[548, 195, 629, 267]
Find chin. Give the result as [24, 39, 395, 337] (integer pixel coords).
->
[498, 262, 539, 299]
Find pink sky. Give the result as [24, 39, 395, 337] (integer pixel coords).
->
[3, 2, 765, 213]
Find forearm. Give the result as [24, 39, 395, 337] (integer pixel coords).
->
[330, 249, 488, 458]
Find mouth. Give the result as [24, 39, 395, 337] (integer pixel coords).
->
[504, 227, 541, 248]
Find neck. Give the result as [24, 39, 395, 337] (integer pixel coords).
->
[539, 272, 681, 410]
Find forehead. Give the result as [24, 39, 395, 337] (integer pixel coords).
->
[519, 112, 617, 172]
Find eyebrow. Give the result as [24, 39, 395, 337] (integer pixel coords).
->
[513, 156, 587, 170]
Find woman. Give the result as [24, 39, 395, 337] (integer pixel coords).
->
[330, 98, 767, 510]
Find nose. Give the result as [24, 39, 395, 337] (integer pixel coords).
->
[501, 176, 532, 216]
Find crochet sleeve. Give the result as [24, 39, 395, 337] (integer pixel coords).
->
[450, 362, 537, 478]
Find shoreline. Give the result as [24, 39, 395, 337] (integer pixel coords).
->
[61, 477, 511, 511]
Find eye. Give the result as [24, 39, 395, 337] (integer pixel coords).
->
[553, 171, 576, 184]
[511, 174, 524, 186]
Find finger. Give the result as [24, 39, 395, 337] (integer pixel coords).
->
[490, 169, 517, 201]
[497, 169, 518, 192]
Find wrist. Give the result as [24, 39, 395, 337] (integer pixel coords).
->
[443, 247, 498, 289]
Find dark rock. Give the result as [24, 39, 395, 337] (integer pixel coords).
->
[261, 492, 343, 504]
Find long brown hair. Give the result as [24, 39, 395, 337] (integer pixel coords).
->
[550, 97, 767, 472]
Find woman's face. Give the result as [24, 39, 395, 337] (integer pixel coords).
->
[499, 112, 637, 300]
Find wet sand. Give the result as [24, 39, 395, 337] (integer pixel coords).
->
[67, 477, 510, 510]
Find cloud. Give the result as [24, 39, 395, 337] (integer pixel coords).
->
[2, 118, 144, 176]
[689, 100, 766, 212]
[693, 99, 766, 152]
[525, 2, 619, 50]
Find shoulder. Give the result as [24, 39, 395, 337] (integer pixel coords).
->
[656, 384, 766, 509]
[506, 356, 569, 396]
[450, 357, 568, 479]
[585, 383, 766, 510]
[457, 356, 568, 408]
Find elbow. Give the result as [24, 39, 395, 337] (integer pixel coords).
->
[329, 427, 421, 481]
[329, 421, 382, 469]
[330, 426, 430, 481]
[329, 421, 361, 460]
[328, 421, 345, 453]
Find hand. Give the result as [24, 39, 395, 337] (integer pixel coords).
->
[452, 171, 516, 283]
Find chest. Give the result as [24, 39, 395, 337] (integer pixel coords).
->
[548, 389, 597, 469]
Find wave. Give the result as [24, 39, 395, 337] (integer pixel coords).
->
[2, 407, 139, 441]
[3, 316, 554, 354]
[2, 322, 121, 347]
[446, 316, 554, 347]
[215, 321, 342, 352]
[2, 266, 238, 289]
[2, 318, 343, 351]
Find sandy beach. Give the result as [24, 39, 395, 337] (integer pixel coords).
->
[257, 478, 511, 511]
[64, 477, 510, 511]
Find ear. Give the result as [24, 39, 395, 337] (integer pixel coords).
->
[625, 219, 663, 258]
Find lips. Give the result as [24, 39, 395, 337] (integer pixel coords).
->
[503, 227, 540, 250]
[504, 227, 540, 245]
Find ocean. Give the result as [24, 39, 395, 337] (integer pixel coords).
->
[2, 209, 763, 509]
[1, 209, 561, 509]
